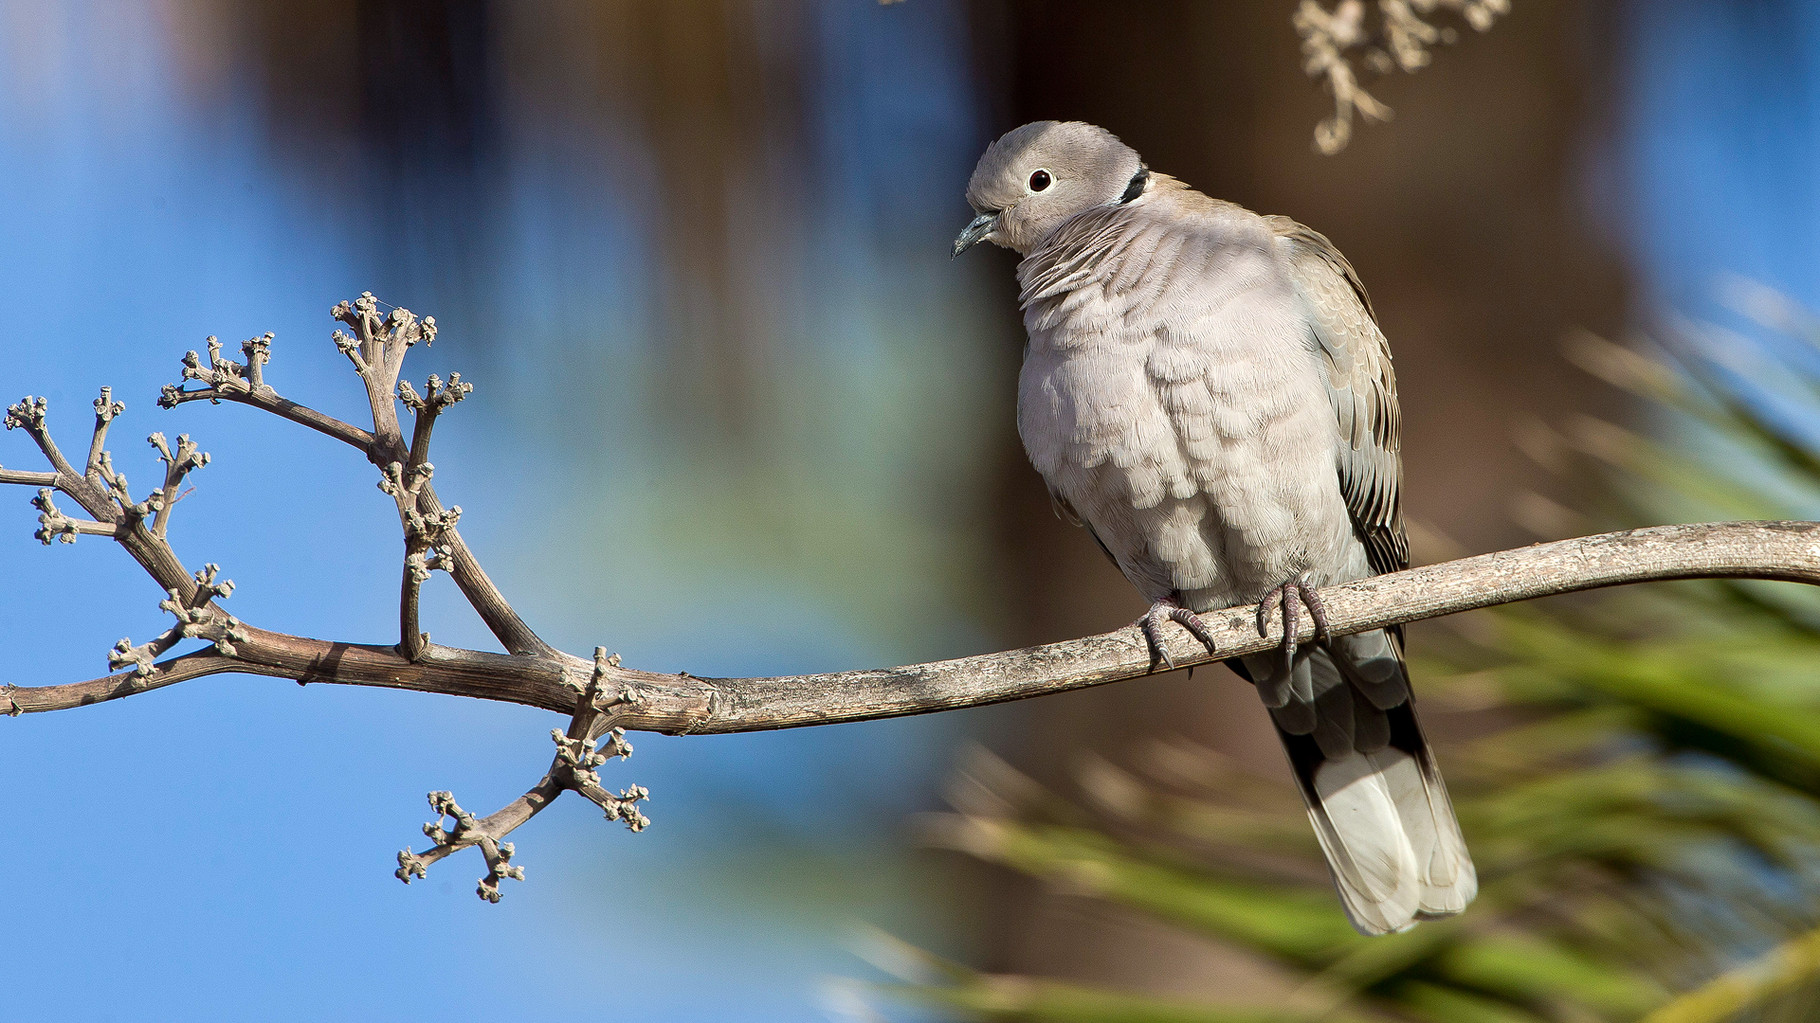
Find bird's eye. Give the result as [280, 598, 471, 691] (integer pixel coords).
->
[1028, 169, 1052, 192]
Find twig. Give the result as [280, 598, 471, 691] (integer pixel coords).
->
[86, 386, 125, 483]
[332, 291, 431, 461]
[394, 648, 648, 900]
[0, 467, 59, 487]
[29, 488, 114, 544]
[397, 371, 470, 477]
[153, 306, 549, 657]
[146, 431, 208, 537]
[392, 371, 473, 660]
[107, 566, 241, 679]
[159, 333, 375, 450]
[378, 459, 456, 660]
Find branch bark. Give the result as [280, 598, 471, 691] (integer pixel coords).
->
[6, 520, 1816, 731]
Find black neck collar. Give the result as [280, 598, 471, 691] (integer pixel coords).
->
[1117, 165, 1150, 204]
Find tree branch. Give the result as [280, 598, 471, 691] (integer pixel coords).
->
[5, 520, 1816, 729]
[8, 292, 1814, 901]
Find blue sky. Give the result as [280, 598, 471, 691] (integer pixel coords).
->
[1617, 0, 1820, 313]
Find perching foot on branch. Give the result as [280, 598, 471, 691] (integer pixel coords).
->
[1138, 599, 1219, 672]
[1256, 574, 1331, 679]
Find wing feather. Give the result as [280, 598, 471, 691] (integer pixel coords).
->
[1268, 218, 1408, 575]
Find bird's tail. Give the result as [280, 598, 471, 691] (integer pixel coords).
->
[1237, 629, 1476, 935]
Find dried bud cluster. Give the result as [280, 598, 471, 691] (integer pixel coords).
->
[1295, 0, 1509, 154]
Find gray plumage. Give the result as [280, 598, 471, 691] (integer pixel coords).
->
[957, 121, 1475, 935]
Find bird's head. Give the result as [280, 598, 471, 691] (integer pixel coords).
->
[953, 120, 1146, 258]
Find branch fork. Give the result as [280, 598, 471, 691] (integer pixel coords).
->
[148, 431, 208, 537]
[331, 292, 436, 459]
[30, 488, 108, 545]
[109, 564, 242, 678]
[395, 792, 526, 903]
[99, 463, 160, 524]
[174, 333, 276, 401]
[398, 372, 471, 457]
[395, 648, 650, 901]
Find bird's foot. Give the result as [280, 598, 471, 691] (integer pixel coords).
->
[1255, 575, 1330, 679]
[1139, 600, 1218, 672]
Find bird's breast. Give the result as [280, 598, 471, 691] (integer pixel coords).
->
[1014, 256, 1361, 608]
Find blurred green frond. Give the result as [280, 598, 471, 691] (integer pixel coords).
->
[877, 293, 1820, 1022]
[888, 976, 1365, 1023]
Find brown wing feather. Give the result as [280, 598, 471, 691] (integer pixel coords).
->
[1268, 217, 1408, 576]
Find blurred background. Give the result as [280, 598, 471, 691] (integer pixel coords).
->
[3, 1, 1819, 1020]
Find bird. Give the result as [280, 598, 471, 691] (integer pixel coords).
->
[953, 121, 1475, 935]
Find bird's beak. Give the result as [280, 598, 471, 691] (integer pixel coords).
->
[951, 211, 1000, 258]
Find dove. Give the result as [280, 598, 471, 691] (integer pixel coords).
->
[954, 121, 1475, 935]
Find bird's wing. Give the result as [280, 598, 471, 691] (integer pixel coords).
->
[1269, 217, 1408, 575]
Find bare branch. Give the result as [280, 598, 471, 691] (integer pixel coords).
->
[0, 467, 58, 487]
[390, 373, 466, 655]
[400, 548, 434, 663]
[149, 309, 549, 657]
[378, 460, 461, 662]
[0, 633, 582, 716]
[395, 790, 535, 902]
[331, 299, 541, 659]
[158, 337, 374, 452]
[6, 396, 85, 488]
[4, 521, 1815, 731]
[108, 566, 242, 677]
[398, 371, 471, 476]
[0, 647, 239, 717]
[322, 295, 548, 658]
[241, 333, 272, 392]
[614, 519, 1820, 733]
[331, 291, 436, 459]
[30, 488, 114, 544]
[146, 432, 209, 537]
[394, 648, 648, 900]
[5, 391, 215, 613]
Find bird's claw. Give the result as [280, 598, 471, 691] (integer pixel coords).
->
[1139, 600, 1218, 672]
[1255, 575, 1330, 679]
